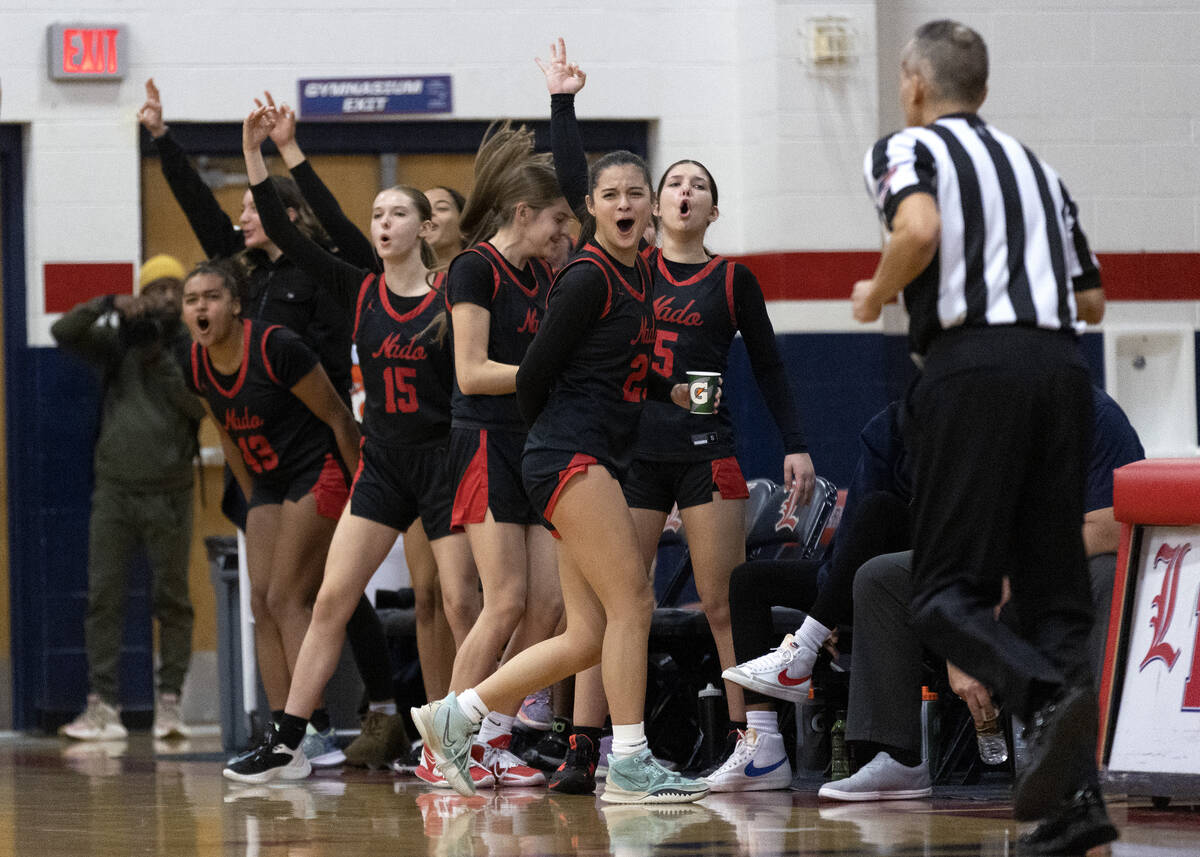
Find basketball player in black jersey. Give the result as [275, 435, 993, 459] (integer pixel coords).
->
[224, 107, 482, 782]
[144, 82, 397, 764]
[435, 122, 575, 788]
[255, 95, 476, 735]
[412, 142, 710, 805]
[180, 262, 359, 783]
[539, 39, 814, 794]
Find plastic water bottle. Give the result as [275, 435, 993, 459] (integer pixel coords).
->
[697, 683, 724, 769]
[975, 712, 1009, 765]
[920, 686, 940, 776]
[797, 685, 829, 771]
[830, 710, 849, 781]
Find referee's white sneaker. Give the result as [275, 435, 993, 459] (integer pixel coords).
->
[817, 751, 931, 802]
[705, 728, 792, 792]
[722, 634, 815, 703]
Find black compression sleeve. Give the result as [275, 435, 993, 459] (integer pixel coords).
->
[516, 268, 607, 427]
[153, 131, 244, 260]
[250, 178, 367, 309]
[551, 93, 589, 220]
[289, 160, 379, 272]
[733, 265, 808, 453]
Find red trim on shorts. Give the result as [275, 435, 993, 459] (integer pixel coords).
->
[711, 456, 749, 500]
[313, 453, 350, 521]
[347, 436, 368, 498]
[543, 453, 598, 538]
[451, 429, 490, 530]
[259, 324, 285, 387]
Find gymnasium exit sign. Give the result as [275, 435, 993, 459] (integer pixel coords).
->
[47, 24, 128, 80]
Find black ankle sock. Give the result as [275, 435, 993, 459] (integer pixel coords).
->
[575, 725, 603, 748]
[277, 714, 308, 750]
[271, 709, 285, 727]
[310, 708, 331, 733]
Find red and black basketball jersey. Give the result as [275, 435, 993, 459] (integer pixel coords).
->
[188, 319, 335, 484]
[635, 249, 742, 461]
[525, 242, 656, 470]
[352, 271, 452, 448]
[447, 242, 553, 431]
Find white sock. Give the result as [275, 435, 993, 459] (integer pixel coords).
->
[788, 616, 830, 679]
[745, 709, 779, 736]
[477, 711, 514, 744]
[455, 689, 489, 726]
[611, 722, 649, 759]
[369, 700, 397, 716]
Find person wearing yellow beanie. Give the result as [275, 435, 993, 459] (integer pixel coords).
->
[50, 252, 204, 743]
[137, 253, 187, 293]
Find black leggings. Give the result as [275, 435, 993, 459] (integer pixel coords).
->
[728, 490, 911, 706]
[346, 595, 395, 703]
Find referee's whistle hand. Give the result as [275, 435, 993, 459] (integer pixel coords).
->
[851, 279, 883, 323]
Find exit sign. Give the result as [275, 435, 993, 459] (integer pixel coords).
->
[48, 24, 127, 80]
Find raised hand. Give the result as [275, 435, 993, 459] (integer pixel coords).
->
[138, 78, 167, 137]
[535, 37, 586, 95]
[257, 91, 297, 149]
[242, 104, 276, 153]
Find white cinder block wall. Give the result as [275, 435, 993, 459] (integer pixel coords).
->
[879, 1, 1200, 255]
[5, 1, 1196, 346]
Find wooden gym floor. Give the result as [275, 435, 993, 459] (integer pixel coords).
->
[1, 732, 1198, 856]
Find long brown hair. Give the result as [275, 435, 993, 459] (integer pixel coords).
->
[459, 121, 562, 248]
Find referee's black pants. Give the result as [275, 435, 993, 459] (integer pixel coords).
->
[905, 326, 1096, 720]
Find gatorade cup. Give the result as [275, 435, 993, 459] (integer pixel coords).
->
[687, 371, 721, 414]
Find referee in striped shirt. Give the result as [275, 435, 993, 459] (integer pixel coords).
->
[852, 20, 1116, 852]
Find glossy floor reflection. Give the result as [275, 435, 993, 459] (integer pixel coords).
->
[2, 733, 1198, 856]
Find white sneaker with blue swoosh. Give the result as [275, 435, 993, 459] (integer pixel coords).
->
[705, 728, 792, 792]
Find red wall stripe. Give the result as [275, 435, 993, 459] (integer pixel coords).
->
[44, 262, 134, 313]
[728, 251, 1200, 303]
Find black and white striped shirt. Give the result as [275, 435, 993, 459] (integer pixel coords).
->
[865, 112, 1101, 356]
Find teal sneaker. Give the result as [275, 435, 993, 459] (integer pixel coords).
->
[411, 692, 479, 797]
[601, 748, 710, 804]
[300, 723, 345, 768]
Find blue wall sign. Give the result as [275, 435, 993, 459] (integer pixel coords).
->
[298, 76, 452, 118]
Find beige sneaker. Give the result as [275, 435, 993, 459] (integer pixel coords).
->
[343, 710, 411, 769]
[60, 694, 128, 741]
[153, 692, 191, 739]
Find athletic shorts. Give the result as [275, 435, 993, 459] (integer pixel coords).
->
[622, 456, 748, 513]
[522, 447, 621, 538]
[348, 440, 454, 539]
[448, 426, 537, 529]
[249, 452, 350, 522]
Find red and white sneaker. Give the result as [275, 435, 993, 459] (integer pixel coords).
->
[415, 744, 495, 789]
[480, 734, 547, 787]
[721, 633, 816, 703]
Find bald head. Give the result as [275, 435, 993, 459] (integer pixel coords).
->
[903, 20, 989, 111]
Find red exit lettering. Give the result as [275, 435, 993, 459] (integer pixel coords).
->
[62, 29, 119, 75]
